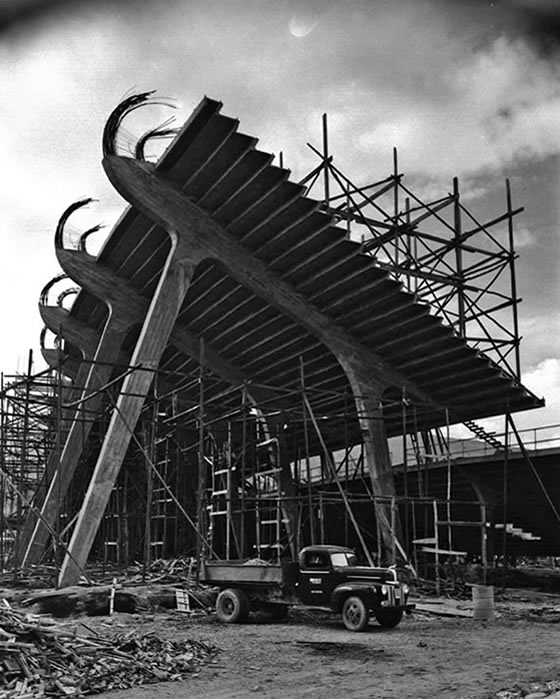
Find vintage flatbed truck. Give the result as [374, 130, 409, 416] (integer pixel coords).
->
[201, 544, 414, 632]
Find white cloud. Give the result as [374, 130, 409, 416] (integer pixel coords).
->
[512, 223, 536, 249]
[332, 34, 560, 186]
[0, 0, 557, 403]
[523, 358, 560, 410]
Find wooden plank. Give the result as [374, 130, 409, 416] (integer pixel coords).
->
[420, 547, 467, 556]
[415, 602, 472, 618]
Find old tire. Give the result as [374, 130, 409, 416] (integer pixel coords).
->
[342, 595, 370, 632]
[216, 588, 250, 624]
[375, 608, 403, 628]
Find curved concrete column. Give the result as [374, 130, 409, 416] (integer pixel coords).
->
[17, 307, 97, 565]
[102, 155, 430, 563]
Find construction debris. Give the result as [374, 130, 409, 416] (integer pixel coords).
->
[494, 679, 560, 699]
[0, 600, 218, 697]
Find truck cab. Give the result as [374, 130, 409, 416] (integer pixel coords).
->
[296, 545, 413, 630]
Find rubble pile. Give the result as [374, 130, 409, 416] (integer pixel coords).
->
[0, 557, 197, 592]
[0, 601, 218, 698]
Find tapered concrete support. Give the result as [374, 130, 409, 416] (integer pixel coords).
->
[18, 304, 102, 565]
[32, 251, 300, 569]
[21, 314, 128, 567]
[337, 357, 404, 561]
[58, 241, 198, 586]
[355, 389, 402, 560]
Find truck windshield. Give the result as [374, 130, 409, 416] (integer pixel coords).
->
[331, 552, 357, 567]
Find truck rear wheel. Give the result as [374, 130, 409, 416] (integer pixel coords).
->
[342, 595, 370, 632]
[375, 609, 403, 628]
[216, 588, 250, 624]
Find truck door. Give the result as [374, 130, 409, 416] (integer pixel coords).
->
[297, 550, 331, 606]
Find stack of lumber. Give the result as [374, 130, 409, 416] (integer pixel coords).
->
[123, 557, 196, 585]
[0, 601, 217, 697]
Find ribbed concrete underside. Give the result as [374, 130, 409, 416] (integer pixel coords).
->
[63, 96, 542, 451]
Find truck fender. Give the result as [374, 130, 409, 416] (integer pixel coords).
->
[331, 583, 376, 613]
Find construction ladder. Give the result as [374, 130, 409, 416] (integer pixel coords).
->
[150, 436, 174, 559]
[208, 442, 232, 559]
[253, 438, 287, 562]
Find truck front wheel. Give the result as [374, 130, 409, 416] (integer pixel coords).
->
[216, 588, 250, 624]
[375, 609, 403, 628]
[342, 596, 370, 632]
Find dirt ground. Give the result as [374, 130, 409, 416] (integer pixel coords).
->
[79, 589, 560, 699]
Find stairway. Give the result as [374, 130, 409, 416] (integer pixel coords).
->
[463, 420, 505, 452]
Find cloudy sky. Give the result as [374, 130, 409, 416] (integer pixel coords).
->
[1, 0, 559, 438]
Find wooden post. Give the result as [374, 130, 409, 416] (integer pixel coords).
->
[393, 147, 399, 277]
[481, 502, 488, 585]
[445, 408, 452, 551]
[391, 497, 397, 565]
[411, 500, 418, 574]
[300, 358, 315, 545]
[54, 336, 63, 576]
[319, 493, 325, 544]
[322, 113, 330, 206]
[433, 499, 440, 595]
[240, 387, 247, 559]
[453, 177, 466, 337]
[502, 412, 509, 589]
[195, 338, 206, 580]
[376, 503, 382, 565]
[14, 350, 33, 581]
[142, 417, 154, 583]
[402, 387, 409, 554]
[506, 180, 521, 381]
[226, 420, 232, 561]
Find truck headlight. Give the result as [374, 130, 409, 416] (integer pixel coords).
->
[402, 584, 409, 596]
[381, 584, 388, 595]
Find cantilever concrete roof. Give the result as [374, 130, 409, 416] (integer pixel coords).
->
[52, 96, 543, 450]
